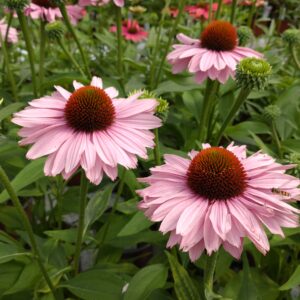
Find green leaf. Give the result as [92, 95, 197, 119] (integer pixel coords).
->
[0, 158, 46, 203]
[60, 269, 124, 300]
[0, 103, 24, 123]
[166, 252, 201, 300]
[84, 184, 114, 236]
[44, 229, 77, 243]
[124, 264, 168, 300]
[279, 265, 300, 290]
[117, 211, 152, 237]
[0, 242, 29, 264]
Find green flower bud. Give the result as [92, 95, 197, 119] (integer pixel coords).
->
[289, 153, 300, 166]
[129, 5, 147, 14]
[282, 29, 300, 46]
[45, 21, 65, 41]
[6, 0, 28, 11]
[130, 89, 169, 122]
[263, 105, 282, 121]
[237, 26, 254, 46]
[235, 57, 272, 90]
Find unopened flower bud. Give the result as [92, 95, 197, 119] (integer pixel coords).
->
[45, 21, 65, 41]
[237, 26, 254, 46]
[235, 57, 271, 90]
[6, 0, 28, 11]
[282, 29, 300, 46]
[263, 105, 281, 122]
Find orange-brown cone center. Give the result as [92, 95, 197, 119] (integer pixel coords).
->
[64, 86, 115, 132]
[187, 147, 247, 200]
[201, 20, 237, 51]
[32, 0, 57, 8]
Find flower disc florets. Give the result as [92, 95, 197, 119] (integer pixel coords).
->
[64, 86, 115, 132]
[45, 21, 65, 40]
[6, 0, 28, 10]
[235, 57, 271, 90]
[282, 29, 300, 46]
[201, 20, 237, 51]
[187, 147, 247, 200]
[32, 0, 57, 7]
[237, 26, 254, 46]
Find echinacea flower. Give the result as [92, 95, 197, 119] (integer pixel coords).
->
[110, 20, 148, 43]
[167, 20, 262, 84]
[138, 143, 300, 261]
[12, 77, 161, 185]
[25, 0, 85, 24]
[0, 18, 18, 44]
[78, 0, 124, 7]
[241, 0, 265, 7]
[185, 3, 218, 20]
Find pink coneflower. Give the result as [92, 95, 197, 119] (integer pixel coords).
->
[138, 143, 300, 261]
[110, 20, 148, 43]
[167, 20, 262, 84]
[0, 18, 18, 44]
[169, 7, 179, 18]
[25, 0, 85, 24]
[185, 3, 218, 20]
[12, 77, 161, 185]
[78, 0, 124, 7]
[241, 0, 265, 6]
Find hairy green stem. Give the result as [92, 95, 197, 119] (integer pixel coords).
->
[154, 128, 161, 165]
[154, 0, 186, 88]
[204, 252, 220, 300]
[215, 0, 223, 19]
[214, 88, 251, 145]
[74, 172, 89, 275]
[57, 39, 86, 78]
[16, 11, 37, 97]
[59, 4, 91, 78]
[0, 166, 58, 299]
[55, 176, 64, 229]
[198, 79, 219, 143]
[208, 0, 214, 22]
[247, 0, 257, 28]
[230, 0, 238, 23]
[39, 21, 46, 95]
[0, 31, 18, 100]
[149, 0, 170, 89]
[115, 6, 124, 87]
[271, 121, 282, 159]
[291, 46, 300, 69]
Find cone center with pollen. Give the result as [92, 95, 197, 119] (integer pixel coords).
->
[187, 147, 247, 200]
[32, 0, 57, 8]
[64, 86, 115, 132]
[201, 20, 237, 51]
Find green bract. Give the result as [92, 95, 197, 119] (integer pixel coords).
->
[282, 29, 300, 46]
[263, 105, 282, 121]
[6, 0, 28, 10]
[235, 57, 272, 90]
[45, 21, 65, 41]
[237, 26, 254, 46]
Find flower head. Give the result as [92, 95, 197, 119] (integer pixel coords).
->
[78, 0, 124, 7]
[6, 0, 28, 10]
[282, 29, 300, 46]
[25, 0, 85, 24]
[12, 77, 161, 185]
[167, 20, 262, 84]
[0, 18, 18, 44]
[110, 20, 148, 43]
[185, 3, 218, 20]
[138, 143, 300, 261]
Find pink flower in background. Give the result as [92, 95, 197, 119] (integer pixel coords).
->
[169, 7, 179, 18]
[138, 143, 300, 261]
[0, 18, 18, 44]
[185, 3, 218, 20]
[241, 0, 265, 6]
[167, 20, 262, 83]
[12, 77, 161, 185]
[110, 20, 148, 43]
[25, 0, 85, 24]
[79, 0, 124, 7]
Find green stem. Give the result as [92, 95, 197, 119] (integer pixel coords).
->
[230, 0, 238, 24]
[154, 0, 186, 88]
[154, 128, 161, 165]
[214, 88, 251, 145]
[291, 46, 300, 69]
[0, 166, 58, 299]
[39, 21, 46, 96]
[16, 10, 37, 97]
[55, 176, 64, 229]
[204, 252, 220, 300]
[149, 0, 170, 89]
[73, 171, 89, 275]
[115, 6, 124, 87]
[247, 0, 257, 28]
[271, 120, 282, 159]
[0, 31, 18, 100]
[59, 4, 91, 79]
[57, 39, 86, 78]
[215, 0, 223, 19]
[198, 79, 219, 143]
[99, 168, 126, 244]
[208, 0, 213, 22]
